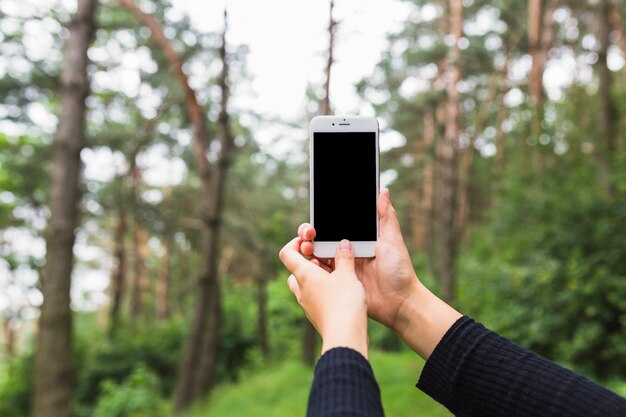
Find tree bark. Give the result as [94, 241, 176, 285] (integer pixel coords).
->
[3, 314, 15, 358]
[32, 1, 97, 417]
[108, 205, 127, 334]
[456, 71, 499, 243]
[130, 160, 148, 320]
[156, 235, 171, 320]
[437, 0, 463, 305]
[528, 0, 558, 170]
[119, 2, 233, 411]
[595, 0, 616, 195]
[256, 274, 269, 360]
[320, 0, 336, 116]
[528, 0, 543, 111]
[422, 110, 437, 275]
[301, 0, 336, 365]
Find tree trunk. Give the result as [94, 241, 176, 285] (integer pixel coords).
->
[3, 314, 15, 358]
[256, 274, 269, 360]
[119, 2, 231, 411]
[528, 0, 543, 110]
[108, 206, 127, 334]
[301, 0, 336, 365]
[320, 0, 336, 116]
[456, 71, 499, 243]
[31, 1, 97, 417]
[595, 0, 616, 196]
[528, 0, 558, 170]
[411, 108, 436, 253]
[130, 223, 148, 319]
[437, 0, 463, 305]
[176, 244, 190, 316]
[156, 235, 171, 320]
[609, 4, 626, 87]
[130, 164, 148, 320]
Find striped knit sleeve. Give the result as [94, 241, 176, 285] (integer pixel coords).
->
[417, 316, 626, 417]
[307, 347, 385, 417]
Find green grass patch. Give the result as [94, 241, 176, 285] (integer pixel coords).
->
[186, 350, 451, 417]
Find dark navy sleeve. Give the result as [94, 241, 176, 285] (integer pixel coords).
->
[417, 316, 626, 417]
[307, 347, 385, 417]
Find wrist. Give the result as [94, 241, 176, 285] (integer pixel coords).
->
[321, 315, 369, 359]
[393, 283, 462, 360]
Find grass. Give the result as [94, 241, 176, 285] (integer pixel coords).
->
[185, 350, 452, 417]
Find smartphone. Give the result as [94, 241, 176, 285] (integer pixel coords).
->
[309, 115, 379, 258]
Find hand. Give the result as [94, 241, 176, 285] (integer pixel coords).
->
[298, 189, 421, 331]
[297, 189, 462, 359]
[279, 238, 369, 358]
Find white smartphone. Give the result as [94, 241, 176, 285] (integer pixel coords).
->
[309, 115, 380, 258]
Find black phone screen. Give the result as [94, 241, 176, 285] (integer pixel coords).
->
[312, 131, 377, 242]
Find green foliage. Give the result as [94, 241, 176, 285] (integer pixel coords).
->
[75, 318, 184, 413]
[461, 178, 626, 381]
[0, 133, 50, 227]
[185, 351, 451, 417]
[92, 364, 169, 417]
[0, 352, 34, 417]
[216, 279, 259, 382]
[266, 275, 305, 360]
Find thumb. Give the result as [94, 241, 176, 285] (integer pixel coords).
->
[334, 239, 355, 273]
[378, 188, 404, 246]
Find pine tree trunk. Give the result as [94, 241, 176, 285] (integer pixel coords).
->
[108, 206, 127, 334]
[595, 0, 616, 195]
[257, 275, 269, 359]
[528, 0, 558, 170]
[3, 314, 14, 358]
[437, 0, 463, 305]
[320, 0, 335, 116]
[301, 0, 336, 365]
[156, 235, 171, 320]
[130, 216, 148, 320]
[176, 12, 234, 411]
[119, 2, 232, 411]
[32, 1, 97, 417]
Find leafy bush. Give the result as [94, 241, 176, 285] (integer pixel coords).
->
[93, 364, 169, 417]
[0, 352, 34, 417]
[461, 178, 626, 381]
[75, 318, 185, 411]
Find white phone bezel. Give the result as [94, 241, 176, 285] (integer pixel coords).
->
[309, 115, 380, 258]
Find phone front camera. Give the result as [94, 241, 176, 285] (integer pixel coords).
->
[332, 123, 335, 126]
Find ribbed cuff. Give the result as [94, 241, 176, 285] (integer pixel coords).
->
[314, 347, 375, 383]
[416, 315, 481, 409]
[308, 347, 384, 417]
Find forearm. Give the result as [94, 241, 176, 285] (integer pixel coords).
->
[307, 348, 385, 417]
[417, 317, 626, 417]
[392, 282, 462, 360]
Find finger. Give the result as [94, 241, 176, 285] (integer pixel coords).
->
[311, 257, 333, 273]
[301, 241, 314, 256]
[298, 223, 316, 241]
[377, 188, 405, 246]
[334, 239, 355, 274]
[287, 274, 302, 301]
[278, 237, 320, 283]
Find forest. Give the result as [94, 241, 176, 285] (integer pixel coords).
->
[1, 0, 625, 416]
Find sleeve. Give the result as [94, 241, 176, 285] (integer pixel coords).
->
[416, 316, 626, 417]
[307, 347, 385, 417]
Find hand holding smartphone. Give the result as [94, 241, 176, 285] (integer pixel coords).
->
[309, 115, 380, 258]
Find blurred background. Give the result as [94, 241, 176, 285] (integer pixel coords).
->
[1, 0, 625, 416]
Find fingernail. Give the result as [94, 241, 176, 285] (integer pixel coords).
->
[339, 239, 351, 252]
